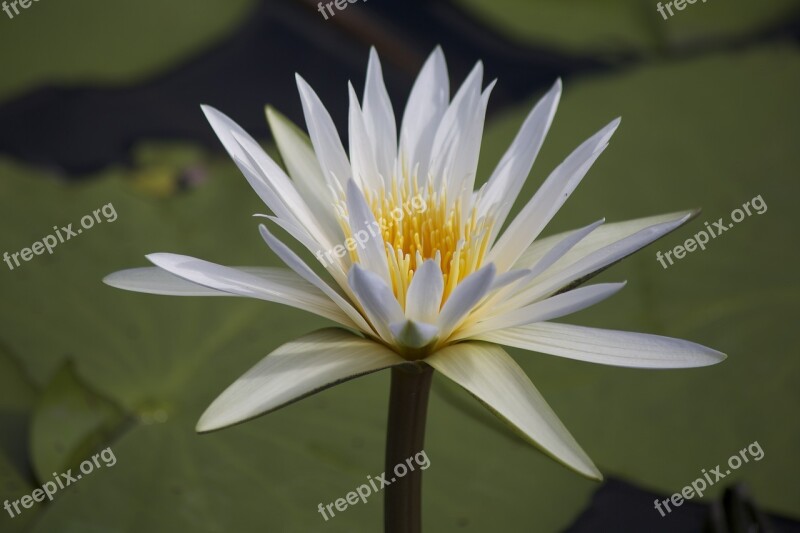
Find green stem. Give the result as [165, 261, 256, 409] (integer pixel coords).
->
[384, 364, 434, 533]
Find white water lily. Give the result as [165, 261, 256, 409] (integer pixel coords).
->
[105, 47, 725, 480]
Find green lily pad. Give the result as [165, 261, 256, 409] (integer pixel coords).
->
[0, 346, 39, 531]
[452, 0, 800, 56]
[0, 0, 255, 102]
[30, 361, 127, 482]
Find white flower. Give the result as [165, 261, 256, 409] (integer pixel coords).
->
[105, 47, 725, 480]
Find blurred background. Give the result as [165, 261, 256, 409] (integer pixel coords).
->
[1, 0, 799, 531]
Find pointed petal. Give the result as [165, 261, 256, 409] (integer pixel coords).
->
[348, 264, 404, 342]
[488, 118, 621, 271]
[389, 320, 439, 349]
[146, 253, 352, 326]
[475, 322, 727, 369]
[230, 130, 334, 249]
[348, 83, 382, 191]
[429, 61, 485, 195]
[265, 106, 341, 232]
[202, 105, 323, 241]
[437, 263, 495, 337]
[515, 210, 697, 269]
[259, 225, 373, 334]
[478, 79, 562, 237]
[405, 259, 444, 323]
[460, 282, 626, 339]
[399, 47, 449, 182]
[346, 179, 390, 283]
[426, 342, 601, 479]
[296, 74, 351, 187]
[504, 212, 695, 312]
[363, 48, 397, 183]
[104, 267, 232, 296]
[197, 328, 407, 432]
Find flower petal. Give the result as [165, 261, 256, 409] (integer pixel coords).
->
[197, 328, 408, 432]
[348, 264, 404, 342]
[458, 282, 626, 339]
[437, 263, 496, 338]
[475, 322, 727, 368]
[104, 267, 231, 296]
[346, 179, 391, 283]
[265, 106, 341, 233]
[399, 47, 449, 183]
[259, 225, 373, 334]
[500, 211, 695, 313]
[405, 259, 444, 323]
[488, 118, 620, 271]
[348, 82, 382, 192]
[478, 79, 562, 238]
[145, 253, 352, 326]
[514, 210, 696, 269]
[389, 320, 439, 349]
[363, 48, 397, 185]
[425, 342, 601, 480]
[295, 74, 351, 187]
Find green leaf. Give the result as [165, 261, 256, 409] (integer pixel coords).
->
[30, 361, 127, 481]
[452, 0, 800, 56]
[0, 0, 256, 102]
[0, 345, 39, 531]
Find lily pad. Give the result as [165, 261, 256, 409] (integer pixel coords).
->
[0, 0, 255, 102]
[452, 0, 800, 56]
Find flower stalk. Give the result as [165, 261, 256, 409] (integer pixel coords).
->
[384, 364, 434, 533]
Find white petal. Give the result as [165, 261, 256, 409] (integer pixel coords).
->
[348, 264, 404, 342]
[296, 74, 351, 187]
[470, 219, 605, 324]
[265, 106, 341, 233]
[348, 83, 382, 192]
[146, 253, 352, 326]
[389, 320, 439, 349]
[230, 130, 335, 249]
[399, 47, 449, 183]
[526, 218, 605, 280]
[425, 342, 601, 479]
[478, 79, 562, 238]
[514, 210, 697, 269]
[429, 61, 486, 198]
[488, 268, 531, 292]
[197, 328, 407, 432]
[405, 259, 444, 323]
[437, 263, 496, 338]
[259, 225, 373, 334]
[503, 212, 694, 312]
[363, 48, 397, 184]
[488, 118, 621, 271]
[104, 267, 233, 296]
[460, 282, 626, 339]
[346, 179, 391, 283]
[475, 322, 727, 369]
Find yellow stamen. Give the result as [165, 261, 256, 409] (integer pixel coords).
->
[337, 176, 494, 308]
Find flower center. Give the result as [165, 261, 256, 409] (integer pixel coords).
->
[362, 177, 494, 308]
